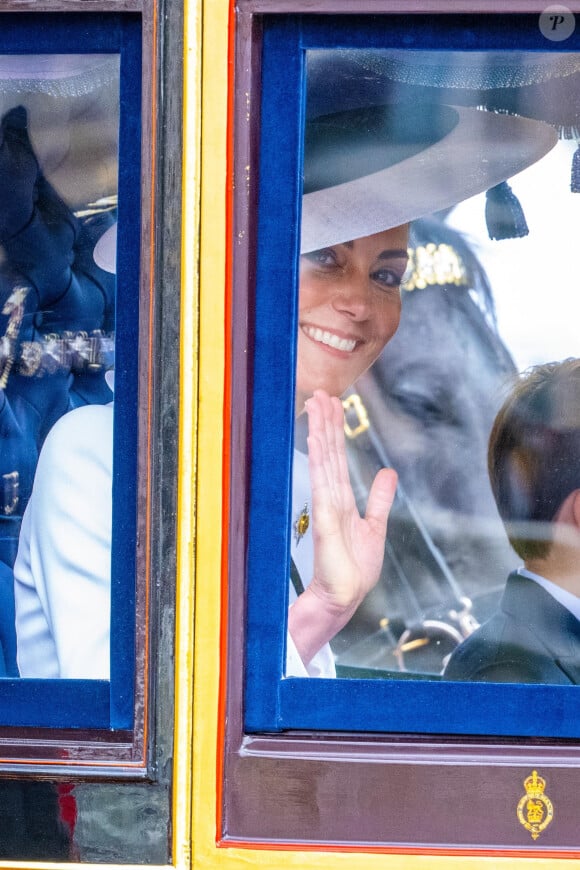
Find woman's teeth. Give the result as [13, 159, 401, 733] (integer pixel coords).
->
[304, 326, 356, 352]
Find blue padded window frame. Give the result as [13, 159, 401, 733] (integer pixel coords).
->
[0, 12, 141, 731]
[244, 12, 580, 739]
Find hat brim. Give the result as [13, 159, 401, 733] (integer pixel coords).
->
[93, 223, 117, 274]
[301, 105, 557, 253]
[0, 55, 118, 94]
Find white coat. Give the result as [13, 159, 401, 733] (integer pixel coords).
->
[14, 403, 113, 678]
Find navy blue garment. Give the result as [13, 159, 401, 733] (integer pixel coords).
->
[444, 572, 580, 684]
[0, 559, 17, 677]
[0, 384, 38, 566]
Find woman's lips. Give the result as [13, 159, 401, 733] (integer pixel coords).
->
[301, 324, 359, 353]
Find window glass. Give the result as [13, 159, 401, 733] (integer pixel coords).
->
[0, 53, 119, 682]
[294, 48, 580, 684]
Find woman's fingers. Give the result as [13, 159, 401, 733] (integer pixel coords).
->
[365, 467, 398, 537]
[329, 394, 354, 504]
[306, 394, 338, 533]
[306, 388, 398, 542]
[307, 390, 353, 509]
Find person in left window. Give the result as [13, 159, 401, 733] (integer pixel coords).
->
[13, 226, 116, 680]
[0, 103, 115, 679]
[286, 100, 558, 676]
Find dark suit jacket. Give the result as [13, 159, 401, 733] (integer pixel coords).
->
[444, 572, 580, 684]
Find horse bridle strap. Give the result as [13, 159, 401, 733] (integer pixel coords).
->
[342, 390, 469, 619]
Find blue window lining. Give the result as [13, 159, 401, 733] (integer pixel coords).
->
[244, 13, 580, 739]
[0, 12, 142, 731]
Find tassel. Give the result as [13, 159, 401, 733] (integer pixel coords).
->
[485, 181, 528, 240]
[571, 144, 580, 192]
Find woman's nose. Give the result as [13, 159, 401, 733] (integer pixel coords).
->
[331, 274, 372, 320]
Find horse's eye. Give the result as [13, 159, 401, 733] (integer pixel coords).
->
[393, 391, 444, 423]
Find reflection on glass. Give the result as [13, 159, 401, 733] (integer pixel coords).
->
[0, 55, 118, 678]
[288, 49, 580, 683]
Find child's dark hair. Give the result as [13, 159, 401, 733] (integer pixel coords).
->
[488, 358, 580, 560]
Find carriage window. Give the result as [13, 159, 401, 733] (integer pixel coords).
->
[0, 12, 146, 765]
[243, 14, 580, 737]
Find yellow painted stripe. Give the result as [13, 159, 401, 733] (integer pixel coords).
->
[173, 0, 202, 865]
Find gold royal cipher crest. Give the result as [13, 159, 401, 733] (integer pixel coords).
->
[517, 770, 553, 840]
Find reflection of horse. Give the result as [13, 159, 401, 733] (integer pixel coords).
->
[336, 218, 519, 675]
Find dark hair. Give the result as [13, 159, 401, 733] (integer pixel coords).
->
[488, 358, 580, 560]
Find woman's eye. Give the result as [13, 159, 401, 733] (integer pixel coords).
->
[371, 268, 403, 289]
[304, 248, 338, 268]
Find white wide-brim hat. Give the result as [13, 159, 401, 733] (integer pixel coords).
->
[301, 102, 557, 253]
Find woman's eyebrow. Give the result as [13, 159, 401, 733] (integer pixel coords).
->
[377, 249, 408, 261]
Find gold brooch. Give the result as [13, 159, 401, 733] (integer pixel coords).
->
[294, 503, 309, 546]
[517, 770, 554, 840]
